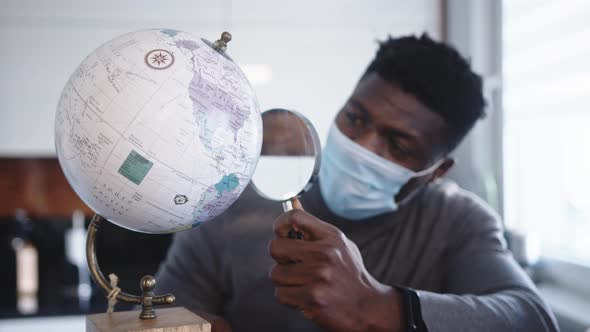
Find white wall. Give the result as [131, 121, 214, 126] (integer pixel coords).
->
[0, 0, 441, 156]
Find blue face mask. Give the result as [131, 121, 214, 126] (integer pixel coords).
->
[319, 124, 441, 220]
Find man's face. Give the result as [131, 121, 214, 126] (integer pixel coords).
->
[335, 72, 452, 201]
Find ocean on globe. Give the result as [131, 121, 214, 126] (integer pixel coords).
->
[54, 29, 262, 234]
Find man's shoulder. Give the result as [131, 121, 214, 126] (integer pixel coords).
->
[420, 178, 503, 233]
[425, 178, 498, 213]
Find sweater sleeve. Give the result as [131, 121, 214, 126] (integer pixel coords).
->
[418, 193, 559, 332]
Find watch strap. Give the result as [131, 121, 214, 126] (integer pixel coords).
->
[394, 285, 428, 332]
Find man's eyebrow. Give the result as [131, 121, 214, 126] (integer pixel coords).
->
[350, 98, 419, 142]
[385, 127, 418, 142]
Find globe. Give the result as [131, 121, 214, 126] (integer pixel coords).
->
[55, 29, 262, 234]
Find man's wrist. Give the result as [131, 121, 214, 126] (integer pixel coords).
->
[359, 284, 405, 332]
[388, 286, 406, 332]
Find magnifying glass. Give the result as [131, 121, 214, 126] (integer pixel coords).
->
[250, 108, 321, 238]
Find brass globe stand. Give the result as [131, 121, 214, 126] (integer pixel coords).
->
[86, 214, 175, 319]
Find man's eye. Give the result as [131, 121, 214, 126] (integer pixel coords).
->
[389, 139, 410, 156]
[345, 111, 364, 127]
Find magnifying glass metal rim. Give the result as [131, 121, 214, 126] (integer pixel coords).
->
[250, 108, 322, 205]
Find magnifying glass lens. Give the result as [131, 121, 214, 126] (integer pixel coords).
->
[250, 109, 322, 238]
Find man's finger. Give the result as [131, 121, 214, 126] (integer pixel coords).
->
[270, 261, 332, 287]
[275, 286, 307, 309]
[269, 237, 338, 263]
[275, 285, 325, 320]
[269, 263, 307, 286]
[269, 237, 313, 263]
[274, 209, 337, 240]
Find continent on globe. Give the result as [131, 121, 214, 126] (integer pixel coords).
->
[55, 29, 262, 234]
[190, 173, 241, 226]
[215, 173, 240, 196]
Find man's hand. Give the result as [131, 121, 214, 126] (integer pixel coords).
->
[269, 206, 404, 332]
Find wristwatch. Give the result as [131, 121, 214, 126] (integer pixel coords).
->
[394, 286, 428, 332]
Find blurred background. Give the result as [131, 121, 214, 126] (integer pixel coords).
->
[0, 0, 589, 331]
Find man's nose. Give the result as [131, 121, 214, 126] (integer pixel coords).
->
[353, 130, 386, 158]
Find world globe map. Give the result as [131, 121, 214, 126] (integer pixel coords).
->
[55, 29, 262, 233]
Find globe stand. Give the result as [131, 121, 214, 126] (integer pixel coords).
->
[85, 215, 211, 331]
[86, 214, 175, 318]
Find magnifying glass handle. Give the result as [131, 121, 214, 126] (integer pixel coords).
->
[282, 198, 304, 240]
[281, 200, 294, 211]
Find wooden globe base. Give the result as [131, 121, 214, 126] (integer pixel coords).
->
[86, 307, 211, 332]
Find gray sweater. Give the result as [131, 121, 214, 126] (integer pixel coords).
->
[155, 179, 559, 331]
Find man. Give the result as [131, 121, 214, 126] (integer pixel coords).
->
[155, 34, 559, 331]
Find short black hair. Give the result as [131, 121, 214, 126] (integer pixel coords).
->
[364, 33, 485, 152]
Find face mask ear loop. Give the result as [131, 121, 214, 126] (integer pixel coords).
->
[412, 159, 445, 178]
[395, 160, 445, 208]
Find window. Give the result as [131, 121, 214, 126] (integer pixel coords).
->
[503, 0, 590, 265]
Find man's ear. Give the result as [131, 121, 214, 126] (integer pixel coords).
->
[430, 157, 454, 181]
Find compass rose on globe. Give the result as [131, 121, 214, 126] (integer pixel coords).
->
[145, 49, 174, 69]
